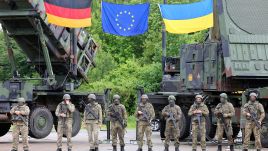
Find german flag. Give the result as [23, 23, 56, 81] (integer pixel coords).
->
[44, 0, 92, 28]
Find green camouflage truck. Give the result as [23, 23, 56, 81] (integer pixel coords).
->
[0, 0, 108, 139]
[141, 0, 268, 146]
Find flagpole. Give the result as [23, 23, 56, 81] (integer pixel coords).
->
[162, 0, 167, 73]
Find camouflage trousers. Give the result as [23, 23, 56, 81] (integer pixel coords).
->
[164, 121, 180, 147]
[216, 120, 233, 145]
[192, 121, 206, 150]
[12, 124, 29, 150]
[111, 121, 125, 146]
[57, 118, 73, 149]
[243, 121, 262, 149]
[137, 121, 153, 148]
[85, 122, 100, 149]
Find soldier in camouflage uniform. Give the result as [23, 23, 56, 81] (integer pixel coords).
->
[135, 94, 155, 151]
[214, 93, 235, 151]
[108, 94, 127, 151]
[10, 97, 30, 151]
[242, 92, 265, 151]
[188, 95, 209, 151]
[162, 95, 182, 151]
[84, 94, 102, 151]
[55, 94, 76, 151]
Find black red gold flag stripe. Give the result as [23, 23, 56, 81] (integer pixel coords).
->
[44, 0, 92, 28]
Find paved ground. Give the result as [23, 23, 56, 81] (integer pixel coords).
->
[0, 129, 262, 151]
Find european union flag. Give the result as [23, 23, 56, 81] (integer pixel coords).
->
[102, 1, 150, 36]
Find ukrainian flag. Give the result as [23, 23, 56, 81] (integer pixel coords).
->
[159, 0, 214, 34]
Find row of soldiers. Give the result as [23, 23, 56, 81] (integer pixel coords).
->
[9, 92, 265, 151]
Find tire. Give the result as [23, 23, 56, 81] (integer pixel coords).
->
[151, 119, 160, 131]
[180, 109, 191, 139]
[0, 123, 11, 137]
[54, 109, 81, 137]
[29, 107, 54, 139]
[261, 113, 268, 148]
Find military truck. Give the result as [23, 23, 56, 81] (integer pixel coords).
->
[0, 0, 108, 139]
[141, 0, 268, 146]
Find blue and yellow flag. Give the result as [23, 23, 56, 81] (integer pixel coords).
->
[159, 0, 214, 34]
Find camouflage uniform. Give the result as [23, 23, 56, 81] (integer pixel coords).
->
[188, 96, 209, 151]
[162, 103, 182, 149]
[55, 97, 75, 151]
[135, 100, 155, 150]
[242, 94, 265, 151]
[10, 98, 30, 151]
[84, 100, 102, 150]
[214, 93, 235, 151]
[108, 98, 127, 151]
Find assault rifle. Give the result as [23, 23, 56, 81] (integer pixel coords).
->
[80, 100, 99, 119]
[167, 112, 177, 128]
[59, 103, 68, 128]
[139, 105, 150, 122]
[110, 107, 126, 128]
[11, 114, 27, 125]
[246, 106, 262, 129]
[217, 112, 232, 139]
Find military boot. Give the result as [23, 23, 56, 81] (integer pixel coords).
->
[56, 149, 62, 151]
[136, 148, 142, 151]
[148, 147, 152, 151]
[121, 146, 125, 151]
[95, 147, 98, 151]
[11, 150, 17, 151]
[192, 149, 196, 151]
[24, 150, 29, 151]
[217, 145, 222, 151]
[243, 149, 248, 151]
[113, 146, 117, 151]
[68, 149, 71, 151]
[230, 145, 234, 151]
[257, 150, 261, 151]
[164, 145, 169, 151]
[202, 149, 207, 151]
[175, 146, 179, 151]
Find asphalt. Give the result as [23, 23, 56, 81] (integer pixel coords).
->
[0, 129, 263, 151]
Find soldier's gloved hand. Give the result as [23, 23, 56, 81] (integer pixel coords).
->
[223, 114, 228, 118]
[15, 111, 21, 115]
[163, 112, 169, 116]
[138, 111, 143, 115]
[60, 113, 66, 117]
[246, 113, 251, 117]
[258, 121, 262, 125]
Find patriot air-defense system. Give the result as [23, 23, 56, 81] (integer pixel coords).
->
[141, 0, 268, 146]
[0, 0, 108, 139]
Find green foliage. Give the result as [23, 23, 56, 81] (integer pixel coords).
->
[79, 60, 162, 114]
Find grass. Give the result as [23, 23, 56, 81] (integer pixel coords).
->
[98, 115, 137, 130]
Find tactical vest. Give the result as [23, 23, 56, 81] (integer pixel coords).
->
[245, 102, 261, 121]
[191, 104, 206, 122]
[138, 103, 151, 122]
[60, 103, 73, 118]
[85, 103, 99, 120]
[11, 105, 28, 125]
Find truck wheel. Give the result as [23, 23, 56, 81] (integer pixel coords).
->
[261, 114, 268, 148]
[180, 110, 190, 139]
[29, 107, 54, 139]
[0, 123, 11, 137]
[55, 109, 81, 137]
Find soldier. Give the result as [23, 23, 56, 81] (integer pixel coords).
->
[135, 94, 155, 151]
[214, 93, 235, 151]
[108, 94, 127, 151]
[84, 94, 102, 151]
[242, 92, 265, 151]
[188, 95, 209, 151]
[162, 95, 182, 151]
[55, 94, 75, 151]
[10, 97, 30, 151]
